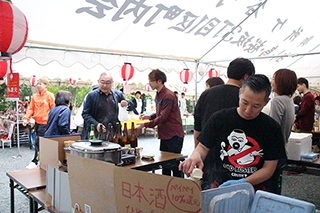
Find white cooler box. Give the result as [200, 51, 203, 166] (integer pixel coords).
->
[287, 132, 312, 161]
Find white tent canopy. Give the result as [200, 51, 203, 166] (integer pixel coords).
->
[11, 0, 320, 96]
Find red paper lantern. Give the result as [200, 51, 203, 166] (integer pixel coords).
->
[120, 63, 134, 81]
[69, 78, 78, 85]
[29, 75, 37, 86]
[180, 69, 193, 84]
[183, 86, 187, 92]
[208, 69, 218, 78]
[0, 0, 28, 57]
[145, 83, 151, 91]
[0, 60, 9, 79]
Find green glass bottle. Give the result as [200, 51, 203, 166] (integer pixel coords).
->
[89, 124, 96, 140]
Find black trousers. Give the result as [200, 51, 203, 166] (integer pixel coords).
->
[31, 123, 46, 164]
[160, 136, 184, 177]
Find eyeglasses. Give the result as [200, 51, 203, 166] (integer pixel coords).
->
[99, 80, 112, 85]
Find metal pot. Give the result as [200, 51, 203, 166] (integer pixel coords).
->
[69, 140, 122, 165]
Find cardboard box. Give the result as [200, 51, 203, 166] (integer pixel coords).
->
[46, 165, 55, 207]
[67, 154, 202, 213]
[39, 135, 81, 170]
[55, 168, 72, 213]
[46, 165, 72, 213]
[287, 133, 312, 161]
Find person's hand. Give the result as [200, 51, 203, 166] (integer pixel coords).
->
[139, 114, 151, 120]
[178, 155, 204, 177]
[22, 120, 28, 126]
[120, 100, 128, 107]
[97, 123, 106, 133]
[219, 178, 246, 188]
[136, 123, 145, 129]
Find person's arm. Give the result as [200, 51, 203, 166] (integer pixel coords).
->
[23, 97, 35, 125]
[116, 91, 135, 111]
[296, 95, 314, 120]
[82, 93, 99, 128]
[48, 92, 55, 109]
[132, 99, 139, 115]
[179, 143, 209, 177]
[194, 130, 201, 148]
[269, 98, 284, 124]
[141, 99, 145, 114]
[143, 97, 174, 128]
[245, 160, 278, 185]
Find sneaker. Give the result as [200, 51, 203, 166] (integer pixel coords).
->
[26, 162, 38, 169]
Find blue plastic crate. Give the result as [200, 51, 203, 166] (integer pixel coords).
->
[250, 190, 316, 213]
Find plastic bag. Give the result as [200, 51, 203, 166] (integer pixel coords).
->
[118, 103, 129, 122]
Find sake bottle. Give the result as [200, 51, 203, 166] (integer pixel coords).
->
[121, 122, 129, 147]
[129, 122, 138, 148]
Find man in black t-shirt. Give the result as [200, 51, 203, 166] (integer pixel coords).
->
[180, 75, 286, 191]
[194, 58, 255, 148]
[194, 58, 255, 189]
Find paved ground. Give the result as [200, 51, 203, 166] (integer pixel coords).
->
[1, 133, 320, 212]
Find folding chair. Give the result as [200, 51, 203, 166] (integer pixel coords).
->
[1, 123, 14, 149]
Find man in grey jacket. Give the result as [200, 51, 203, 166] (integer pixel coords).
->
[82, 72, 134, 135]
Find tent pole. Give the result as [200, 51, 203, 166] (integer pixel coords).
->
[12, 100, 21, 158]
[194, 61, 199, 103]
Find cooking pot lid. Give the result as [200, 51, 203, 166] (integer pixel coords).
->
[71, 141, 121, 152]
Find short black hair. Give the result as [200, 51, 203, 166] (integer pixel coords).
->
[227, 58, 255, 80]
[297, 77, 309, 88]
[315, 96, 320, 102]
[135, 91, 141, 95]
[174, 91, 178, 94]
[55, 91, 71, 106]
[181, 92, 185, 95]
[241, 74, 271, 100]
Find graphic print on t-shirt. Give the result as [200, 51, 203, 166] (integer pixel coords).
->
[220, 129, 263, 168]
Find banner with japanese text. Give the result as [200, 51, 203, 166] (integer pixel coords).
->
[6, 72, 19, 100]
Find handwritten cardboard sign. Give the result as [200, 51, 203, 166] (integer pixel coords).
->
[67, 154, 201, 213]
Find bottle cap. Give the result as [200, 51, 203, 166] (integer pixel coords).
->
[190, 168, 203, 180]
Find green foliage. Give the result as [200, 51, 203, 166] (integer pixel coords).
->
[47, 85, 91, 108]
[0, 83, 91, 111]
[19, 84, 32, 101]
[0, 83, 10, 111]
[0, 83, 31, 112]
[186, 99, 194, 114]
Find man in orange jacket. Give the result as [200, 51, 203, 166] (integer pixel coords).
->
[23, 77, 55, 169]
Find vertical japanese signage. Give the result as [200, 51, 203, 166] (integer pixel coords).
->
[6, 72, 19, 100]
